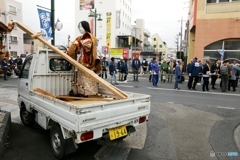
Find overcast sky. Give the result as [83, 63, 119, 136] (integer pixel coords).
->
[15, 0, 189, 48]
[132, 0, 189, 48]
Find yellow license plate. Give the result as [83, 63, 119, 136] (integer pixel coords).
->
[108, 125, 128, 140]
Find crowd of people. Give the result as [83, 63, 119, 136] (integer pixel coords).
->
[0, 56, 23, 81]
[187, 57, 240, 92]
[99, 56, 240, 93]
[99, 56, 185, 88]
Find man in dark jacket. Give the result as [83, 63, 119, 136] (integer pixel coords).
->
[210, 59, 220, 89]
[123, 59, 128, 81]
[117, 57, 124, 81]
[202, 59, 211, 91]
[187, 57, 202, 90]
[101, 57, 108, 79]
[1, 57, 9, 80]
[148, 59, 153, 82]
[132, 55, 141, 81]
[141, 58, 148, 74]
[109, 57, 118, 85]
[15, 56, 23, 70]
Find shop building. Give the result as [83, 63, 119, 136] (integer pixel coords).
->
[188, 0, 240, 63]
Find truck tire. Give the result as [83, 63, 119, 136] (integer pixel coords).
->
[20, 107, 35, 126]
[50, 124, 65, 160]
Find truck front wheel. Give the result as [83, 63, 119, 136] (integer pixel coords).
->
[20, 107, 35, 126]
[50, 124, 65, 160]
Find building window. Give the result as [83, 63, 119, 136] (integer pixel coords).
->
[9, 5, 17, 14]
[10, 36, 18, 43]
[153, 45, 156, 48]
[204, 39, 240, 64]
[10, 51, 17, 57]
[207, 0, 239, 3]
[219, 0, 229, 2]
[207, 0, 216, 3]
[153, 38, 156, 41]
[159, 45, 162, 48]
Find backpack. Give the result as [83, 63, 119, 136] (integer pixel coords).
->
[220, 65, 228, 75]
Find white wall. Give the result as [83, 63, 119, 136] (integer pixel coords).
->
[74, 0, 132, 53]
[1, 0, 24, 56]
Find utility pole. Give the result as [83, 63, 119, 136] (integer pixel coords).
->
[134, 27, 137, 56]
[1, 11, 9, 51]
[51, 0, 55, 45]
[180, 17, 183, 53]
[175, 34, 179, 52]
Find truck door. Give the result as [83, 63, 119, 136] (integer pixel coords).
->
[18, 55, 33, 103]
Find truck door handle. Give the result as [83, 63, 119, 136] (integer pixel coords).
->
[26, 83, 28, 86]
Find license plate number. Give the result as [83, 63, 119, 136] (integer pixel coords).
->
[108, 125, 128, 140]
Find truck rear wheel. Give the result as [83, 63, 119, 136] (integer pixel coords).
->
[20, 107, 35, 126]
[50, 124, 65, 160]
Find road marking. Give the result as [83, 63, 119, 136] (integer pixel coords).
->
[118, 85, 134, 88]
[147, 87, 240, 97]
[217, 106, 235, 110]
[168, 102, 174, 104]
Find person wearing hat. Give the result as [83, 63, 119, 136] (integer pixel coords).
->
[1, 57, 8, 80]
[67, 21, 102, 96]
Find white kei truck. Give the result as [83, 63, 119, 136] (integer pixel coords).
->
[17, 48, 151, 159]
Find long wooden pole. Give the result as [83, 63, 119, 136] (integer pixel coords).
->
[14, 21, 128, 99]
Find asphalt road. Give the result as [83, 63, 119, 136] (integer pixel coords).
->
[1, 75, 240, 160]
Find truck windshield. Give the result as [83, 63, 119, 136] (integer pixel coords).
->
[49, 59, 72, 71]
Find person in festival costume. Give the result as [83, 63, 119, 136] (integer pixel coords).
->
[67, 21, 102, 96]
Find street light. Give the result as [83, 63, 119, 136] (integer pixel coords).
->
[51, 0, 55, 45]
[54, 18, 63, 31]
[88, 9, 102, 37]
[131, 27, 141, 57]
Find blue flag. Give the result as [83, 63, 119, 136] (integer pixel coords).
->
[217, 49, 225, 60]
[37, 8, 52, 39]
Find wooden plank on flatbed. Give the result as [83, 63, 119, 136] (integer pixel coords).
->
[56, 95, 114, 101]
[34, 88, 56, 98]
[13, 21, 128, 100]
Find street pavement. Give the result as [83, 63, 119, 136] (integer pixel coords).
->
[1, 74, 240, 160]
